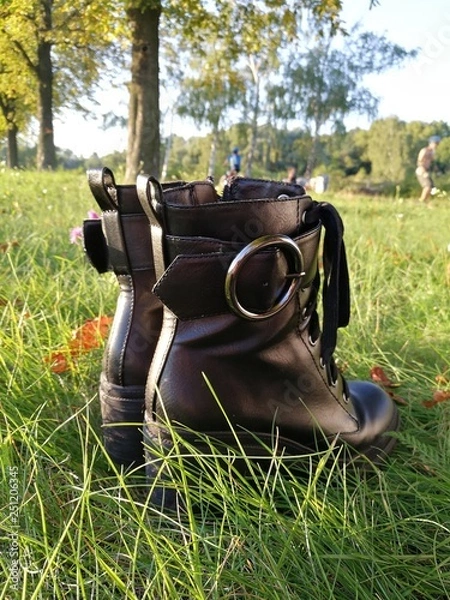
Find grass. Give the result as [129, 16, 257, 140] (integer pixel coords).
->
[1, 169, 450, 599]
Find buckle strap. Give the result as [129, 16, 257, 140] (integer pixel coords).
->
[153, 249, 293, 320]
[225, 234, 305, 320]
[153, 230, 319, 320]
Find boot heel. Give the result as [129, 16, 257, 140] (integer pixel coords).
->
[99, 377, 145, 467]
[143, 423, 181, 510]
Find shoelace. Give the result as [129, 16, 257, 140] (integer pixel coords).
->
[304, 202, 350, 390]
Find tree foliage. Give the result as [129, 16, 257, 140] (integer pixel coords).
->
[0, 0, 435, 187]
[0, 27, 36, 167]
[165, 0, 346, 177]
[0, 0, 122, 168]
[269, 25, 416, 174]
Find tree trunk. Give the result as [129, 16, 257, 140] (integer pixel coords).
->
[207, 128, 218, 178]
[160, 133, 172, 180]
[36, 1, 56, 170]
[245, 57, 260, 178]
[7, 123, 19, 168]
[246, 102, 258, 178]
[125, 4, 161, 183]
[305, 120, 321, 178]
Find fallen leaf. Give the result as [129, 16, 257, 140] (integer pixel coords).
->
[370, 366, 399, 388]
[386, 390, 408, 406]
[370, 366, 406, 405]
[47, 352, 70, 374]
[0, 240, 19, 252]
[69, 316, 113, 351]
[46, 316, 112, 373]
[422, 390, 450, 409]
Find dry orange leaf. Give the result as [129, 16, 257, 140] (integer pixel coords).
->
[422, 390, 450, 409]
[0, 240, 19, 252]
[46, 316, 112, 373]
[370, 366, 398, 387]
[370, 366, 407, 405]
[386, 390, 408, 406]
[69, 315, 112, 351]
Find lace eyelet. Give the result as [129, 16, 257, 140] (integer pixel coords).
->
[277, 194, 289, 199]
[342, 391, 350, 403]
[319, 356, 325, 368]
[309, 335, 318, 347]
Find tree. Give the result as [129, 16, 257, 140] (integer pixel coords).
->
[123, 0, 345, 180]
[125, 1, 161, 181]
[0, 32, 36, 167]
[176, 49, 246, 177]
[367, 117, 408, 182]
[272, 25, 416, 176]
[241, 53, 280, 177]
[0, 0, 121, 169]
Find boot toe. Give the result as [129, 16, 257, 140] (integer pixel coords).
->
[345, 380, 400, 458]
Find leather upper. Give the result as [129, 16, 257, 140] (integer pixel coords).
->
[84, 172, 162, 388]
[138, 177, 399, 454]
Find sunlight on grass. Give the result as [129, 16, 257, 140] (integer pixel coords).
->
[1, 171, 450, 598]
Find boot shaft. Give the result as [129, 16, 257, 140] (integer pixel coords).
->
[84, 167, 162, 387]
[152, 180, 320, 321]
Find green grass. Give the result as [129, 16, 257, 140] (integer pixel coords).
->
[1, 170, 450, 599]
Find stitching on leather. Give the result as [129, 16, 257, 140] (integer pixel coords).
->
[118, 274, 134, 387]
[167, 196, 312, 212]
[100, 392, 145, 405]
[151, 311, 177, 416]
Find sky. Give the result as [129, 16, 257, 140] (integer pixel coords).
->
[53, 0, 450, 158]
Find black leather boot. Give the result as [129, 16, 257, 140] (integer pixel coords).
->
[136, 176, 399, 487]
[83, 167, 164, 466]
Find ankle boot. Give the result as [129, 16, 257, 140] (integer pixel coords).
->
[136, 176, 399, 479]
[83, 167, 164, 466]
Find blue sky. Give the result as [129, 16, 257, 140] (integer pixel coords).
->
[54, 0, 450, 157]
[341, 0, 450, 128]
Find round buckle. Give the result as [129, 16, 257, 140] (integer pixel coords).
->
[224, 234, 305, 320]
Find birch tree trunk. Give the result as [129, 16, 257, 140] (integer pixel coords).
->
[245, 56, 260, 178]
[305, 119, 321, 178]
[207, 127, 218, 178]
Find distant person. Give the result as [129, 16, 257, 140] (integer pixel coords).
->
[283, 166, 297, 184]
[416, 136, 440, 202]
[228, 147, 241, 175]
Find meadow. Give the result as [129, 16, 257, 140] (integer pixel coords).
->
[0, 169, 449, 599]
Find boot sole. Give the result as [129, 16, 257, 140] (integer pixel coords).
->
[143, 407, 400, 510]
[99, 376, 145, 467]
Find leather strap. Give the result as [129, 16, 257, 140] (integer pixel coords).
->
[136, 175, 166, 282]
[83, 219, 109, 273]
[154, 231, 320, 320]
[102, 211, 129, 274]
[86, 167, 118, 211]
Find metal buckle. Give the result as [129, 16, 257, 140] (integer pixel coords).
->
[224, 234, 305, 320]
